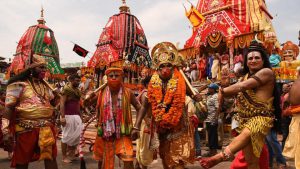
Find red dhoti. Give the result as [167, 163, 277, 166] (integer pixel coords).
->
[230, 144, 269, 169]
[11, 126, 57, 167]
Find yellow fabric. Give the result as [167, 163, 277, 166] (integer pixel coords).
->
[283, 114, 300, 168]
[5, 81, 54, 133]
[211, 59, 219, 79]
[16, 107, 54, 120]
[235, 75, 274, 158]
[247, 0, 268, 31]
[185, 5, 205, 28]
[38, 126, 55, 160]
[185, 96, 196, 117]
[136, 121, 154, 166]
[11, 81, 53, 121]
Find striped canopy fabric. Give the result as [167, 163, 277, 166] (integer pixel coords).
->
[88, 10, 151, 69]
[9, 22, 60, 75]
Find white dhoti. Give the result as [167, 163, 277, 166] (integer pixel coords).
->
[136, 121, 154, 166]
[283, 114, 300, 168]
[61, 115, 83, 146]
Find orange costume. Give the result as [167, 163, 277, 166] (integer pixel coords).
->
[93, 85, 134, 169]
[149, 42, 195, 169]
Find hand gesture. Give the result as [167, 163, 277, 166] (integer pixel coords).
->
[131, 127, 140, 141]
[192, 93, 203, 102]
[60, 117, 66, 127]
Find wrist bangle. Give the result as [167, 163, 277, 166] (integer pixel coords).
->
[133, 126, 140, 131]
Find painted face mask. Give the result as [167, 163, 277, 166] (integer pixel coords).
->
[38, 71, 46, 79]
[159, 63, 173, 80]
[107, 71, 123, 91]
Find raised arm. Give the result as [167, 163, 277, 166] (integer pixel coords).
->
[222, 68, 274, 97]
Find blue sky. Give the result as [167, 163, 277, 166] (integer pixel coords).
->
[0, 0, 299, 64]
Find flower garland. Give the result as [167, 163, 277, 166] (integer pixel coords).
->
[148, 68, 186, 129]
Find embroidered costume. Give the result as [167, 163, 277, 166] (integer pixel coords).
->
[93, 86, 134, 169]
[235, 74, 274, 158]
[148, 42, 195, 169]
[5, 80, 56, 167]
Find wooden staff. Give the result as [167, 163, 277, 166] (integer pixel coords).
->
[179, 69, 196, 96]
[179, 69, 207, 112]
[93, 82, 107, 94]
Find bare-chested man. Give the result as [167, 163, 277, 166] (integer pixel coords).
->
[200, 40, 281, 169]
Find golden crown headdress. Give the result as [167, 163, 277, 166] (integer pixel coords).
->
[151, 42, 179, 69]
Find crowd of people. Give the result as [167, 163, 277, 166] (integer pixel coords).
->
[0, 40, 299, 169]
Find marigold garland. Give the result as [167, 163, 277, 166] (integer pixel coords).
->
[148, 68, 186, 129]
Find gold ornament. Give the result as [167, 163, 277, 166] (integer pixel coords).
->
[151, 42, 180, 69]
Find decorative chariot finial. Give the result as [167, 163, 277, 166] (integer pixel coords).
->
[119, 0, 130, 13]
[37, 6, 46, 25]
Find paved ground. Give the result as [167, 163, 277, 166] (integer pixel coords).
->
[0, 139, 296, 169]
[0, 117, 296, 169]
[0, 140, 231, 169]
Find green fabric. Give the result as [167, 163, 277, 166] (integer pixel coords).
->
[43, 56, 64, 74]
[62, 83, 81, 100]
[32, 28, 59, 58]
[32, 28, 46, 53]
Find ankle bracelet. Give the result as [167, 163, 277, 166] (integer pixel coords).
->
[221, 146, 234, 161]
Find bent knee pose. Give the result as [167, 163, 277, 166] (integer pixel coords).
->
[200, 40, 280, 169]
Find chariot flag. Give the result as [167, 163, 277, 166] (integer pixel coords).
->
[185, 5, 205, 28]
[73, 44, 89, 57]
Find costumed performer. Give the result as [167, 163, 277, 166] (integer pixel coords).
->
[132, 42, 202, 169]
[93, 63, 141, 169]
[3, 54, 59, 169]
[135, 71, 158, 169]
[282, 66, 300, 169]
[200, 40, 281, 169]
[0, 88, 13, 159]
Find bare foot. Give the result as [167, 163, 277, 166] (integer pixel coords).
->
[62, 158, 72, 163]
[7, 152, 12, 160]
[199, 153, 223, 169]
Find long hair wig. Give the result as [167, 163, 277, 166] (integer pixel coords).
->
[243, 40, 282, 131]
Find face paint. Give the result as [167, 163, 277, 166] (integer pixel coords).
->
[107, 71, 123, 91]
[158, 63, 173, 80]
[247, 51, 263, 72]
[38, 71, 46, 79]
[34, 65, 47, 80]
